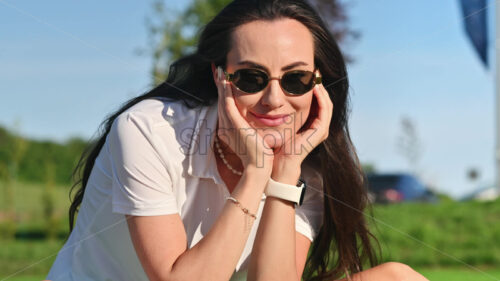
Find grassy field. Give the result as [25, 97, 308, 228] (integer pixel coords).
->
[0, 181, 70, 228]
[0, 240, 63, 280]
[1, 181, 499, 280]
[371, 199, 500, 267]
[4, 268, 500, 281]
[418, 268, 500, 281]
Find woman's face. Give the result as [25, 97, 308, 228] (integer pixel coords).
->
[226, 18, 316, 149]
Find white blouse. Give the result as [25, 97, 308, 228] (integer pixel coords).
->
[46, 97, 324, 281]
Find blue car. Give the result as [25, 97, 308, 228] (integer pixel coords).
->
[365, 173, 438, 204]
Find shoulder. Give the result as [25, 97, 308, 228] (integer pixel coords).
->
[118, 98, 189, 125]
[108, 97, 216, 156]
[112, 98, 208, 137]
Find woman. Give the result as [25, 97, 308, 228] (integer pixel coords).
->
[46, 0, 428, 280]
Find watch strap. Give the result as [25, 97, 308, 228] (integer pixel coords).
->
[264, 177, 306, 206]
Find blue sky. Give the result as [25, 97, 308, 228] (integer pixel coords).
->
[0, 0, 495, 198]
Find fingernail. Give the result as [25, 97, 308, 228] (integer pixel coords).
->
[217, 67, 222, 81]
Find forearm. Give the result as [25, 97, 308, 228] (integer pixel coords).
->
[168, 166, 269, 281]
[247, 168, 301, 281]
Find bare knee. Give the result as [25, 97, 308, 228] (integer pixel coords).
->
[379, 262, 427, 281]
[342, 262, 428, 281]
[382, 262, 412, 277]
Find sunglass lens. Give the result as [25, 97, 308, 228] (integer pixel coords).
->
[233, 69, 268, 93]
[281, 71, 315, 95]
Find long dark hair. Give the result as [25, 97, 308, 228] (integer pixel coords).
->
[69, 0, 379, 279]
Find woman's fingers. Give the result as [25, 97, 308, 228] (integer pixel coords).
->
[302, 83, 332, 148]
[222, 75, 252, 132]
[215, 67, 242, 127]
[222, 79, 243, 126]
[318, 83, 333, 128]
[215, 68, 232, 144]
[316, 83, 333, 140]
[213, 66, 274, 169]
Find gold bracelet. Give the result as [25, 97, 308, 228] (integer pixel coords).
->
[226, 196, 257, 219]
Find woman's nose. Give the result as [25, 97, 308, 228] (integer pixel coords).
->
[260, 79, 285, 109]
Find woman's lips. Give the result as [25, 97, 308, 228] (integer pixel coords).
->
[250, 111, 289, 127]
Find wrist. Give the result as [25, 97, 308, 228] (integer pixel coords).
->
[265, 195, 296, 208]
[271, 163, 301, 185]
[244, 164, 272, 181]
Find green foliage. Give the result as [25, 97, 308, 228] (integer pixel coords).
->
[369, 199, 500, 268]
[0, 181, 69, 229]
[146, 0, 357, 85]
[42, 162, 58, 240]
[0, 167, 16, 239]
[0, 220, 17, 240]
[362, 163, 377, 174]
[147, 0, 230, 84]
[0, 125, 87, 185]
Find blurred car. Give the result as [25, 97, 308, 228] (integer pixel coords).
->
[364, 173, 438, 204]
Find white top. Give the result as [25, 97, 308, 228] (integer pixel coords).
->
[46, 97, 324, 281]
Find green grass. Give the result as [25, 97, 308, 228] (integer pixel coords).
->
[0, 181, 71, 221]
[370, 200, 500, 267]
[2, 275, 45, 281]
[0, 181, 70, 240]
[1, 181, 500, 280]
[3, 276, 50, 281]
[4, 268, 500, 281]
[418, 268, 500, 281]
[0, 181, 70, 280]
[0, 240, 64, 280]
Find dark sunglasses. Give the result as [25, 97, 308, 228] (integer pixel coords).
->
[222, 67, 322, 95]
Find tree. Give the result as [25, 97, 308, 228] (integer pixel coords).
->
[142, 0, 359, 85]
[396, 116, 424, 176]
[362, 163, 377, 174]
[0, 125, 87, 185]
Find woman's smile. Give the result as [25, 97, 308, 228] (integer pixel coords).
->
[249, 111, 290, 127]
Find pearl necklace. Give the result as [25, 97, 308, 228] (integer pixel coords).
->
[214, 136, 243, 176]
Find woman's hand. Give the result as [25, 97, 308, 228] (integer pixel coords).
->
[272, 77, 333, 179]
[212, 63, 275, 175]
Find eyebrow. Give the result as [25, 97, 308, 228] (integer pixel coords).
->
[236, 60, 309, 72]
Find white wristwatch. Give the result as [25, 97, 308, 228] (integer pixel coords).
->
[264, 177, 307, 206]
